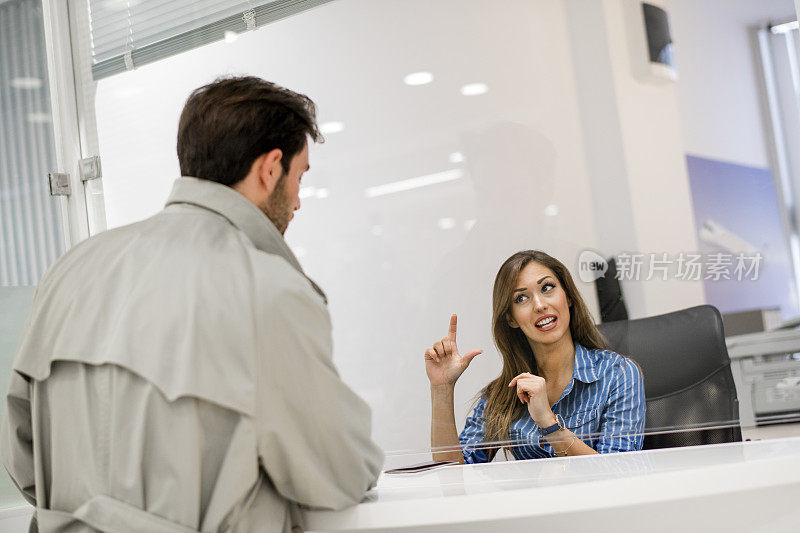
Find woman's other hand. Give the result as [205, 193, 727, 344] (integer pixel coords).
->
[425, 314, 482, 387]
[508, 373, 556, 426]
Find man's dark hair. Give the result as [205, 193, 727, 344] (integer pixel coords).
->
[177, 76, 323, 186]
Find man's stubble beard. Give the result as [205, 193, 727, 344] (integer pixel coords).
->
[261, 171, 293, 235]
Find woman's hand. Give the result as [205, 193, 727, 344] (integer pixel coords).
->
[425, 314, 482, 387]
[509, 373, 556, 427]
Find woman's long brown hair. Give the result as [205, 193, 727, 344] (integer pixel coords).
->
[481, 250, 609, 460]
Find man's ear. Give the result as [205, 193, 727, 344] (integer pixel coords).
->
[506, 312, 519, 329]
[258, 148, 284, 194]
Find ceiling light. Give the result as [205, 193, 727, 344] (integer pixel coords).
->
[404, 71, 434, 86]
[544, 204, 559, 217]
[299, 186, 316, 199]
[365, 168, 463, 198]
[460, 83, 488, 96]
[320, 121, 344, 134]
[438, 217, 456, 230]
[10, 77, 42, 89]
[315, 188, 329, 199]
[224, 31, 239, 43]
[448, 152, 464, 164]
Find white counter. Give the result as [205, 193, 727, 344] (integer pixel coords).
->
[304, 437, 800, 532]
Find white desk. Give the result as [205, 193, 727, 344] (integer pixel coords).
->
[3, 439, 799, 532]
[304, 437, 800, 533]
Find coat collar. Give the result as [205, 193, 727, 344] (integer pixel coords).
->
[572, 342, 600, 384]
[165, 177, 327, 303]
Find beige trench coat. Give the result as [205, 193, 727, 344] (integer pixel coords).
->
[1, 177, 383, 532]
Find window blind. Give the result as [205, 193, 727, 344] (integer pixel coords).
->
[87, 0, 335, 80]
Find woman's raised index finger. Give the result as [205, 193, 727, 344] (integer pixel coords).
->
[508, 373, 530, 387]
[448, 313, 458, 340]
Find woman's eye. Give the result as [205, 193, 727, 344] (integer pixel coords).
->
[542, 282, 555, 293]
[514, 294, 528, 304]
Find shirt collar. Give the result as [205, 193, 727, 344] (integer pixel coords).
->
[573, 342, 600, 384]
[165, 177, 327, 303]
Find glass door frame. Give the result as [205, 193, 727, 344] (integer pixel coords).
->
[40, 0, 106, 250]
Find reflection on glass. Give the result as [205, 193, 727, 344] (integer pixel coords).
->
[0, 0, 64, 287]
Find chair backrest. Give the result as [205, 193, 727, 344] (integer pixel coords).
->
[597, 305, 742, 449]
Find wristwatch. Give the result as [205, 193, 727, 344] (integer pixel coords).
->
[539, 414, 565, 438]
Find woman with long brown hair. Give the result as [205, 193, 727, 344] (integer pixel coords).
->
[425, 250, 645, 462]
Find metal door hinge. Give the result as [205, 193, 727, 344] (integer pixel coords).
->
[48, 172, 71, 196]
[79, 156, 102, 181]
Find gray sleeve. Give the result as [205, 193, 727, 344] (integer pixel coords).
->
[1, 370, 37, 506]
[255, 281, 384, 510]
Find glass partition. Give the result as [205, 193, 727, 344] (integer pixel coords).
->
[0, 288, 36, 507]
[0, 0, 65, 510]
[65, 0, 800, 472]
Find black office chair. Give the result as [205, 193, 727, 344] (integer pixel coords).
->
[597, 305, 742, 449]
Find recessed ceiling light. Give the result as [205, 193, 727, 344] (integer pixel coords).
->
[460, 83, 489, 96]
[438, 217, 456, 230]
[224, 31, 238, 43]
[544, 204, 559, 217]
[320, 121, 344, 134]
[11, 77, 42, 89]
[404, 71, 434, 86]
[448, 152, 464, 164]
[299, 186, 329, 200]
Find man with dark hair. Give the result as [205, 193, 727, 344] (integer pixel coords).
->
[1, 76, 383, 532]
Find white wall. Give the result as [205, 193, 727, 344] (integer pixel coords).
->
[565, 0, 706, 318]
[668, 0, 796, 167]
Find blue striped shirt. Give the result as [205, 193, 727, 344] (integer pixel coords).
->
[459, 343, 645, 462]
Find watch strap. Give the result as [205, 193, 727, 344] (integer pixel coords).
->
[539, 414, 565, 437]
